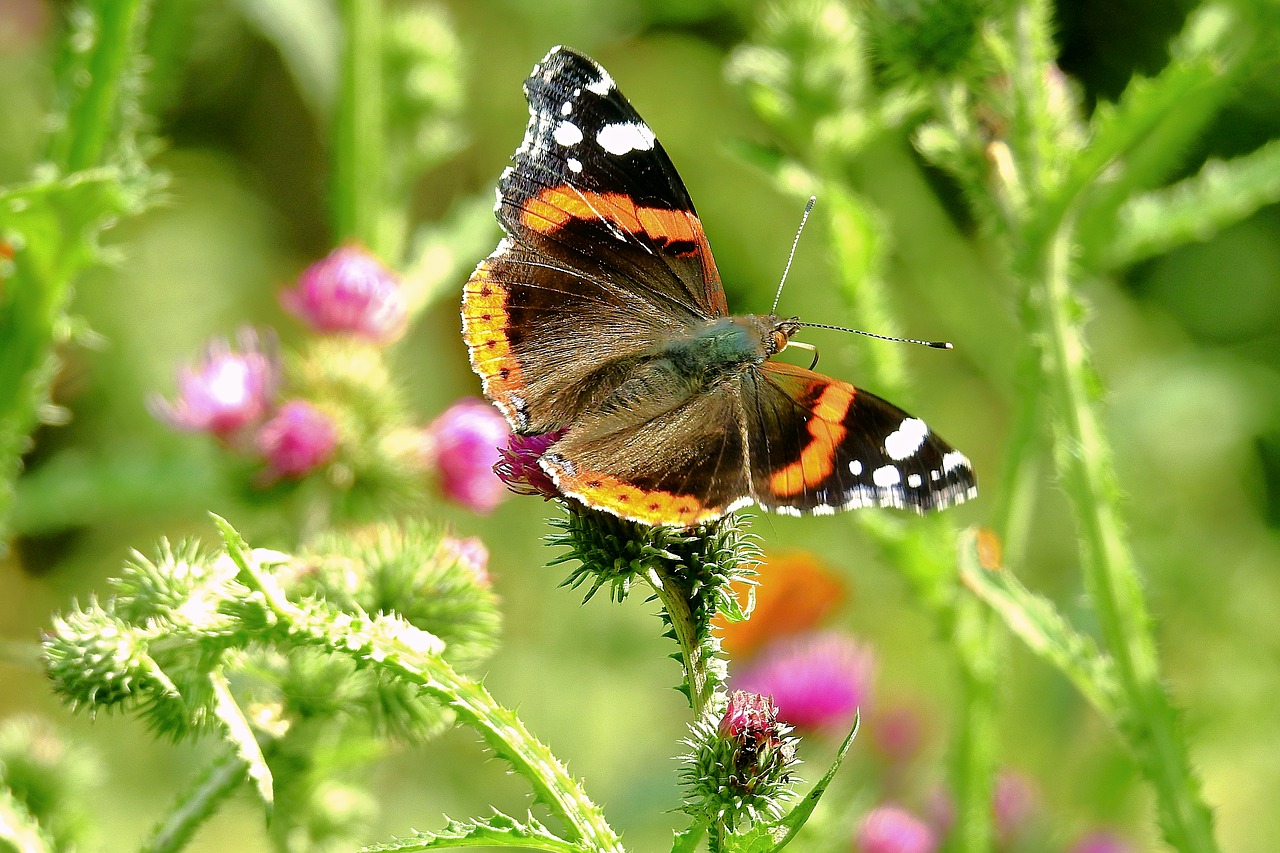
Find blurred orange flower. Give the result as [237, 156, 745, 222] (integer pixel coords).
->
[714, 552, 847, 658]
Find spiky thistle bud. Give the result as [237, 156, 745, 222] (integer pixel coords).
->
[679, 690, 800, 832]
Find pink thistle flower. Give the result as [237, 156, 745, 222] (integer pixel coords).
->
[151, 328, 278, 439]
[1068, 830, 1132, 853]
[856, 804, 939, 853]
[493, 429, 567, 499]
[421, 398, 511, 513]
[281, 245, 405, 343]
[440, 535, 490, 586]
[871, 703, 927, 765]
[255, 399, 337, 478]
[720, 690, 781, 741]
[733, 630, 874, 732]
[993, 769, 1039, 844]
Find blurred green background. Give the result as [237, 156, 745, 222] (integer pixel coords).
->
[2, 1, 1280, 851]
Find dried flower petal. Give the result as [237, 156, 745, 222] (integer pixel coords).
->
[494, 429, 567, 499]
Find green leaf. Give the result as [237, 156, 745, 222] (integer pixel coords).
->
[209, 672, 273, 810]
[0, 169, 135, 539]
[1104, 137, 1280, 268]
[362, 812, 584, 852]
[762, 712, 859, 851]
[957, 533, 1124, 726]
[0, 784, 54, 853]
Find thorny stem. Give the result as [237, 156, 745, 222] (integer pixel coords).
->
[139, 751, 245, 853]
[648, 564, 713, 716]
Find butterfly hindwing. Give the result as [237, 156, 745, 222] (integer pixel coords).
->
[541, 382, 753, 526]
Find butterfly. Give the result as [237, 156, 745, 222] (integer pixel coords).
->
[463, 46, 977, 527]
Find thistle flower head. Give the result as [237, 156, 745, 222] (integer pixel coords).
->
[255, 399, 338, 478]
[151, 328, 278, 439]
[855, 803, 939, 853]
[733, 630, 874, 732]
[679, 690, 799, 832]
[281, 245, 406, 343]
[421, 398, 510, 513]
[493, 428, 566, 499]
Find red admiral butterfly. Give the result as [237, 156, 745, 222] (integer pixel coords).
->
[463, 46, 977, 527]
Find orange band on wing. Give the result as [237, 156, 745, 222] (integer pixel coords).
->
[520, 188, 704, 254]
[768, 383, 855, 498]
[548, 463, 722, 527]
[461, 261, 525, 411]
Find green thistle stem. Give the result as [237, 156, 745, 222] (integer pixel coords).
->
[334, 0, 385, 253]
[1032, 218, 1218, 853]
[648, 565, 713, 716]
[139, 750, 245, 853]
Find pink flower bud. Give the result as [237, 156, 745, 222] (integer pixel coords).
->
[1068, 830, 1132, 853]
[733, 630, 874, 732]
[856, 804, 939, 853]
[421, 398, 511, 513]
[255, 399, 337, 477]
[282, 246, 405, 343]
[151, 328, 278, 439]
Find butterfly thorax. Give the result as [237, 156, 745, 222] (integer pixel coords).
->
[663, 315, 797, 384]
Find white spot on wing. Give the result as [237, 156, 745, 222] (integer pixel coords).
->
[942, 450, 970, 474]
[884, 417, 929, 461]
[907, 473, 923, 488]
[586, 70, 614, 95]
[773, 505, 802, 517]
[812, 504, 835, 516]
[872, 464, 902, 487]
[566, 157, 582, 173]
[560, 101, 572, 116]
[596, 122, 656, 155]
[553, 121, 582, 146]
[848, 459, 863, 476]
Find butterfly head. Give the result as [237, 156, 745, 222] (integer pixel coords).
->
[765, 317, 803, 357]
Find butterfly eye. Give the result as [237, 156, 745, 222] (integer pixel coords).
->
[772, 330, 790, 353]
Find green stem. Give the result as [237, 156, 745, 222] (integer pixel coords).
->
[139, 751, 244, 853]
[333, 0, 385, 253]
[648, 567, 713, 716]
[47, 0, 151, 171]
[1034, 218, 1218, 853]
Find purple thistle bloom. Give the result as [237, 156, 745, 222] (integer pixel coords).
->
[151, 328, 278, 439]
[1068, 830, 1132, 853]
[255, 399, 337, 478]
[493, 428, 567, 499]
[719, 690, 781, 741]
[422, 398, 511, 513]
[733, 630, 874, 732]
[281, 245, 406, 343]
[856, 804, 939, 853]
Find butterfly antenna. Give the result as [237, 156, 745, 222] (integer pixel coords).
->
[771, 196, 817, 314]
[797, 321, 954, 350]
